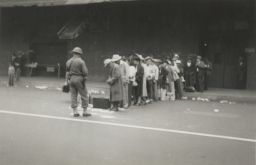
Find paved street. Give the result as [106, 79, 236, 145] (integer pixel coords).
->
[0, 86, 255, 165]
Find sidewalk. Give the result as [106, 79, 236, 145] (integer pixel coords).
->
[183, 88, 256, 104]
[1, 76, 256, 103]
[0, 76, 110, 98]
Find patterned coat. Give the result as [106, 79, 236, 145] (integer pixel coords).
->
[107, 63, 123, 102]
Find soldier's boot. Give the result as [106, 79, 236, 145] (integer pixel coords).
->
[82, 108, 91, 117]
[73, 108, 80, 117]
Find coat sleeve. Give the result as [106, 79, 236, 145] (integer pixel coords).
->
[112, 66, 121, 82]
[108, 65, 121, 85]
[65, 60, 71, 81]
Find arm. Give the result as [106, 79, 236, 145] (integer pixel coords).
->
[81, 61, 89, 79]
[65, 60, 71, 84]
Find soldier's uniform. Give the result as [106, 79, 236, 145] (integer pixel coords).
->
[66, 47, 91, 117]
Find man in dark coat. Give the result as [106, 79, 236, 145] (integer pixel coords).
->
[184, 59, 196, 91]
[195, 56, 206, 92]
[105, 55, 123, 111]
[203, 58, 212, 90]
[66, 47, 91, 117]
[237, 56, 247, 89]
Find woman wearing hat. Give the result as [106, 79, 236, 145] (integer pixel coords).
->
[104, 55, 123, 111]
[66, 47, 91, 117]
[134, 54, 144, 105]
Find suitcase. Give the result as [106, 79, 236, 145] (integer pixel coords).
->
[93, 97, 110, 109]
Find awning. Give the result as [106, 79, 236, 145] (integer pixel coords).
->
[57, 21, 85, 40]
[0, 0, 135, 7]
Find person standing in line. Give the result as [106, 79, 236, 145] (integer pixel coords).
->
[134, 54, 144, 105]
[174, 54, 184, 98]
[237, 56, 247, 89]
[13, 52, 22, 82]
[172, 56, 182, 99]
[166, 59, 176, 100]
[145, 56, 154, 103]
[142, 57, 151, 104]
[8, 63, 15, 87]
[195, 56, 206, 92]
[203, 57, 212, 90]
[66, 47, 91, 117]
[184, 58, 196, 92]
[119, 56, 130, 108]
[128, 58, 137, 105]
[105, 55, 123, 111]
[152, 59, 160, 101]
[159, 60, 168, 101]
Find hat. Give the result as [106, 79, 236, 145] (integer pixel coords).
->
[152, 58, 162, 63]
[174, 53, 179, 58]
[176, 60, 181, 64]
[135, 53, 144, 60]
[145, 56, 153, 61]
[166, 59, 172, 64]
[104, 58, 112, 67]
[112, 54, 122, 62]
[172, 56, 178, 61]
[72, 47, 83, 55]
[197, 56, 202, 60]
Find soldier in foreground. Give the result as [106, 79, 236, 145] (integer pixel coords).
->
[66, 47, 91, 117]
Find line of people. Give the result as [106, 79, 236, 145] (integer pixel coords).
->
[104, 53, 212, 111]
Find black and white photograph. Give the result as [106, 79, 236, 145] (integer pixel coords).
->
[0, 0, 255, 164]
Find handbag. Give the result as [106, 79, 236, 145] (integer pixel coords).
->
[62, 84, 70, 93]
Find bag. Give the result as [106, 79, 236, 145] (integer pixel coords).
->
[93, 97, 110, 109]
[62, 84, 70, 93]
[184, 86, 195, 92]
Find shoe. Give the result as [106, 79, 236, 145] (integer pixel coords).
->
[73, 113, 80, 117]
[83, 113, 92, 117]
[123, 104, 129, 109]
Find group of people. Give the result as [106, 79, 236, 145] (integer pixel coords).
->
[64, 46, 212, 116]
[103, 53, 213, 111]
[8, 52, 23, 86]
[8, 50, 37, 86]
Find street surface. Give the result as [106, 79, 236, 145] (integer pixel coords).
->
[0, 86, 255, 165]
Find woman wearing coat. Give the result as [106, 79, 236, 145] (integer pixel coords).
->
[134, 54, 144, 105]
[104, 55, 123, 111]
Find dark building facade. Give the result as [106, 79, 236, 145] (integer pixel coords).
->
[0, 0, 255, 89]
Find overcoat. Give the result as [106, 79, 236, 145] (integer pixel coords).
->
[107, 63, 123, 102]
[184, 65, 196, 87]
[135, 63, 144, 97]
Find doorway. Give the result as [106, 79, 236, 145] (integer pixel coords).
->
[200, 30, 248, 89]
[31, 42, 67, 77]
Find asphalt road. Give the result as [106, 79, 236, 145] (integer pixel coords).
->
[0, 86, 255, 165]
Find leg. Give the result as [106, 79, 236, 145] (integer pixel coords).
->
[15, 68, 21, 82]
[77, 81, 90, 117]
[123, 84, 129, 108]
[170, 81, 175, 100]
[70, 84, 79, 116]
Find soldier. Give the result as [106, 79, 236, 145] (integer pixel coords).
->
[66, 47, 91, 117]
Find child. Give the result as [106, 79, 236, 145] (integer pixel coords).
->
[8, 63, 15, 87]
